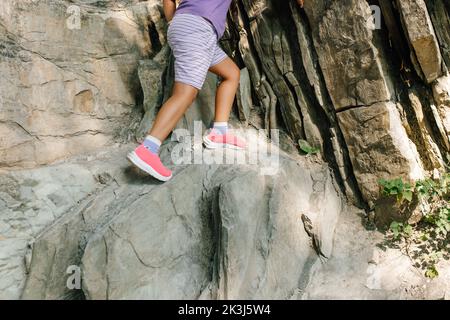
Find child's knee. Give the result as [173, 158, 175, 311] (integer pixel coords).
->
[187, 90, 198, 103]
[173, 84, 198, 103]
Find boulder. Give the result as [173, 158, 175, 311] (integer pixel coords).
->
[303, 0, 392, 110]
[337, 102, 424, 206]
[2, 0, 450, 301]
[0, 161, 102, 299]
[21, 137, 343, 300]
[432, 75, 450, 148]
[236, 68, 253, 124]
[0, 0, 164, 169]
[397, 0, 443, 83]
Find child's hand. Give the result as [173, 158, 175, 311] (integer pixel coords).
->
[297, 0, 304, 8]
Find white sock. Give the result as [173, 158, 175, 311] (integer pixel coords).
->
[143, 135, 162, 154]
[213, 122, 228, 134]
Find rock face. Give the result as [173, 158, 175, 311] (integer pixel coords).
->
[1, 0, 450, 300]
[305, 0, 393, 110]
[222, 0, 449, 208]
[397, 0, 443, 83]
[433, 75, 450, 146]
[304, 207, 450, 300]
[82, 159, 338, 300]
[338, 102, 424, 206]
[2, 0, 450, 204]
[20, 139, 342, 300]
[0, 0, 164, 168]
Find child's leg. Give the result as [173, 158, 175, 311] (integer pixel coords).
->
[127, 82, 197, 181]
[209, 57, 240, 125]
[149, 82, 198, 142]
[203, 57, 246, 150]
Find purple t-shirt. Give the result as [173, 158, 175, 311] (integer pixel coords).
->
[176, 0, 232, 38]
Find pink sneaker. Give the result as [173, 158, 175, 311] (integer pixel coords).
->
[203, 129, 247, 150]
[127, 145, 172, 181]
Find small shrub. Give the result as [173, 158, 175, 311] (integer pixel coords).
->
[298, 139, 320, 155]
[377, 172, 450, 278]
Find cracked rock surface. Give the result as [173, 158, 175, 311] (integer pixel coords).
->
[19, 134, 342, 299]
[1, 0, 450, 299]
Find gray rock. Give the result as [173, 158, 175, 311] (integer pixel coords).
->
[236, 68, 252, 124]
[20, 135, 343, 300]
[432, 75, 450, 148]
[0, 0, 163, 169]
[303, 0, 393, 110]
[0, 161, 102, 299]
[303, 207, 450, 300]
[2, 0, 450, 301]
[397, 0, 443, 83]
[337, 102, 424, 206]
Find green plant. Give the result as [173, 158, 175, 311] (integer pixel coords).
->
[424, 206, 450, 236]
[377, 173, 450, 278]
[298, 139, 320, 155]
[425, 265, 439, 279]
[379, 178, 414, 202]
[389, 221, 413, 239]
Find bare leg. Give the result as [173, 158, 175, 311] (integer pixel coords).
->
[148, 82, 199, 141]
[209, 57, 240, 123]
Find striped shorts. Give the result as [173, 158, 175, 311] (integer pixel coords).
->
[167, 13, 228, 90]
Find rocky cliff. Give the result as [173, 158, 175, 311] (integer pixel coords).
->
[1, 0, 450, 299]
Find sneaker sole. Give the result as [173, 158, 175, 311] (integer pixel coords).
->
[203, 136, 245, 150]
[127, 151, 172, 182]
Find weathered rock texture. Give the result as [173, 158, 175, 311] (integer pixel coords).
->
[0, 0, 163, 168]
[397, 0, 443, 83]
[134, 0, 450, 208]
[19, 138, 342, 300]
[1, 0, 450, 300]
[2, 0, 450, 204]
